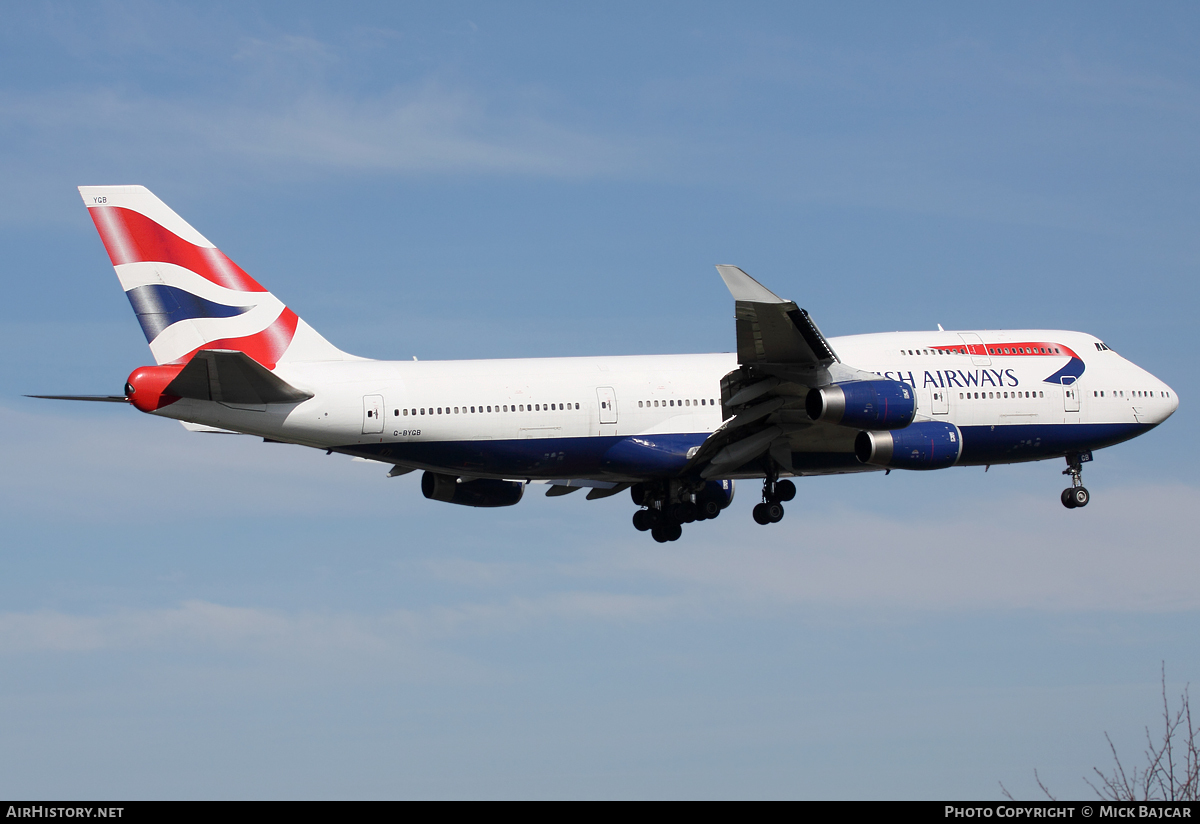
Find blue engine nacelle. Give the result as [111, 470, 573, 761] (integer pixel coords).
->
[421, 472, 525, 507]
[854, 421, 962, 470]
[806, 380, 917, 430]
[697, 479, 735, 510]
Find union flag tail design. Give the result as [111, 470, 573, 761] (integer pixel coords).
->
[79, 185, 354, 367]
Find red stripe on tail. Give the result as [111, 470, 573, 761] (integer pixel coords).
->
[174, 308, 300, 369]
[89, 206, 267, 293]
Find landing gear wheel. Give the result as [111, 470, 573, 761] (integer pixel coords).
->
[665, 523, 683, 542]
[766, 502, 784, 523]
[752, 503, 771, 525]
[699, 499, 722, 519]
[669, 502, 697, 524]
[1060, 453, 1091, 510]
[632, 509, 653, 531]
[775, 480, 796, 502]
[651, 526, 670, 543]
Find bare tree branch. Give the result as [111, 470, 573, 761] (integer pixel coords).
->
[1014, 664, 1199, 801]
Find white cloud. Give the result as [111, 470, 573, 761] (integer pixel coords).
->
[0, 590, 676, 657]
[607, 483, 1200, 613]
[0, 81, 633, 187]
[0, 482, 1194, 661]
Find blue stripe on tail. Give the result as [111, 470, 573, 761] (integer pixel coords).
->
[125, 284, 253, 343]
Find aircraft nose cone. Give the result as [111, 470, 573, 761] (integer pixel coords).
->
[1147, 377, 1180, 424]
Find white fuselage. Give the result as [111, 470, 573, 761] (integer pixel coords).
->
[152, 329, 1177, 480]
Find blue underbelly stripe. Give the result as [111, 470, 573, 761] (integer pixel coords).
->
[956, 422, 1153, 464]
[331, 422, 1156, 478]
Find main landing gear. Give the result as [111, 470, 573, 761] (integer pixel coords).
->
[752, 478, 795, 525]
[631, 480, 725, 543]
[1061, 453, 1091, 509]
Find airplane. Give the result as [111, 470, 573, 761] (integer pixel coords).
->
[32, 185, 1179, 543]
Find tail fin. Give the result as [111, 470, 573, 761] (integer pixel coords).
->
[79, 185, 356, 367]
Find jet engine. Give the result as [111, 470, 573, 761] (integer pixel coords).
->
[697, 479, 735, 514]
[806, 380, 917, 430]
[854, 421, 962, 470]
[421, 472, 525, 508]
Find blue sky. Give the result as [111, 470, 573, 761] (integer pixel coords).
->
[1, 1, 1198, 799]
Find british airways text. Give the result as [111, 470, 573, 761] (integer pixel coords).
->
[880, 369, 1020, 389]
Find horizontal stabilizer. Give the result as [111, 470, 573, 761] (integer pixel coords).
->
[25, 395, 128, 403]
[164, 350, 313, 406]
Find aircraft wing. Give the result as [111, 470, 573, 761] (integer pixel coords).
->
[685, 267, 870, 479]
[716, 265, 838, 370]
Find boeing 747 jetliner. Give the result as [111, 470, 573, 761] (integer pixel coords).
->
[34, 186, 1179, 542]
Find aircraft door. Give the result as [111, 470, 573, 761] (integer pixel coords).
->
[930, 388, 949, 415]
[596, 386, 618, 425]
[1061, 377, 1080, 412]
[958, 332, 991, 367]
[363, 394, 384, 434]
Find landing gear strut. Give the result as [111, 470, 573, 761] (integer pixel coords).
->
[752, 475, 795, 525]
[1061, 453, 1090, 509]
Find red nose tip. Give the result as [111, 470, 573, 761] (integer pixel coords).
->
[125, 364, 185, 412]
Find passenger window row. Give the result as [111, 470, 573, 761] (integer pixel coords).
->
[1093, 391, 1167, 398]
[637, 399, 716, 408]
[960, 391, 1044, 399]
[395, 403, 581, 416]
[986, 347, 1059, 355]
[901, 346, 1063, 356]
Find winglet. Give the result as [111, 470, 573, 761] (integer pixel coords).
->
[716, 265, 788, 304]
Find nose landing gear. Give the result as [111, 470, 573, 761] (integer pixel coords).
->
[1061, 452, 1091, 509]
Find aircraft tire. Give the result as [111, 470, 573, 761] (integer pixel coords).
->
[752, 503, 771, 525]
[1061, 488, 1078, 509]
[651, 526, 670, 543]
[1070, 487, 1090, 508]
[633, 509, 653, 531]
[766, 502, 784, 523]
[666, 523, 683, 542]
[776, 480, 796, 502]
[700, 499, 722, 519]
